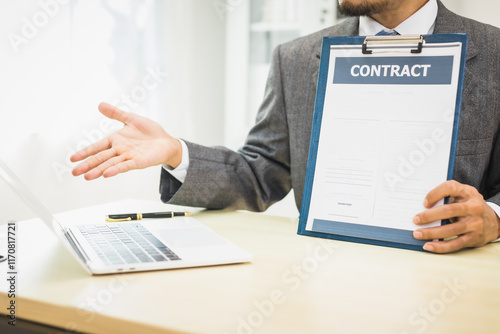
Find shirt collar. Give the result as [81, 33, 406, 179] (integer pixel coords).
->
[358, 0, 438, 36]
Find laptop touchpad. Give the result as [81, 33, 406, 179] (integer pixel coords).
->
[155, 228, 229, 248]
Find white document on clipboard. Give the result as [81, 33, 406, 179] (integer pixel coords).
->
[298, 34, 468, 250]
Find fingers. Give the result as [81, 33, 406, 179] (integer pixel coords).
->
[71, 102, 133, 164]
[414, 202, 468, 226]
[70, 136, 113, 165]
[98, 102, 133, 124]
[71, 103, 143, 180]
[74, 151, 140, 180]
[423, 180, 472, 208]
[413, 221, 480, 253]
[82, 155, 127, 180]
[412, 181, 492, 253]
[414, 219, 474, 240]
[72, 147, 117, 177]
[415, 181, 483, 225]
[102, 160, 139, 178]
[421, 236, 473, 254]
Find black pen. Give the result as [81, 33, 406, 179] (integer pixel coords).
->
[105, 211, 192, 222]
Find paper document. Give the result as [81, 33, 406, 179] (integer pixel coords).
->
[298, 35, 467, 250]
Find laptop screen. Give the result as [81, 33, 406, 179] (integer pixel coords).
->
[0, 159, 59, 232]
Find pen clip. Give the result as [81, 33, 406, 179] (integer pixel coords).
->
[105, 217, 132, 223]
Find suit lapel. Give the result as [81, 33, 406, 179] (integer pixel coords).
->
[433, 0, 478, 98]
[312, 17, 359, 87]
[434, 0, 478, 61]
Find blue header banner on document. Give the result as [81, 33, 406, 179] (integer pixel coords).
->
[298, 34, 468, 252]
[333, 56, 454, 85]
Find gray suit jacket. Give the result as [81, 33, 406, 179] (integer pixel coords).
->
[160, 1, 500, 212]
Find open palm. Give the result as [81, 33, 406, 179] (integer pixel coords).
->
[71, 102, 181, 180]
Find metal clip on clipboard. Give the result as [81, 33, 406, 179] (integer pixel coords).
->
[362, 35, 424, 54]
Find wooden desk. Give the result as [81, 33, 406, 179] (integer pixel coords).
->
[1, 200, 499, 334]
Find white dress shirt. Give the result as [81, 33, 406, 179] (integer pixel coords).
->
[163, 139, 189, 181]
[358, 0, 438, 36]
[164, 0, 500, 239]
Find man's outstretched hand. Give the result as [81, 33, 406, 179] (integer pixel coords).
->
[71, 102, 182, 180]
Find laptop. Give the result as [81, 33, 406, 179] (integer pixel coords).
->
[0, 159, 252, 275]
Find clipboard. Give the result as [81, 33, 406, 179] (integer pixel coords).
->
[298, 34, 468, 251]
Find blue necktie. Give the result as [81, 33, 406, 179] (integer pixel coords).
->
[376, 29, 400, 36]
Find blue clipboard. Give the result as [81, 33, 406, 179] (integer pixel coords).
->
[297, 34, 468, 251]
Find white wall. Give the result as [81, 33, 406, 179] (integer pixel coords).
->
[441, 0, 500, 27]
[0, 0, 226, 224]
[157, 0, 226, 145]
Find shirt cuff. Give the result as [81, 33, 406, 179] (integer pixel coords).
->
[162, 139, 189, 183]
[487, 202, 500, 243]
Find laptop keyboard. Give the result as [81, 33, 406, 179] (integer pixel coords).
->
[77, 223, 181, 266]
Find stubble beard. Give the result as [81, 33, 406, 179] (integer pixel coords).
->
[338, 0, 391, 16]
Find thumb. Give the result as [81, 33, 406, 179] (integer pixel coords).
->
[98, 102, 133, 124]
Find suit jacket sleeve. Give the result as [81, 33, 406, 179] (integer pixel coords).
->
[160, 45, 292, 211]
[485, 131, 500, 205]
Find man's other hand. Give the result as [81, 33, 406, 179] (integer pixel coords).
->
[413, 180, 500, 253]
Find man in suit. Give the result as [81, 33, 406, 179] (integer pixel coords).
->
[71, 0, 500, 253]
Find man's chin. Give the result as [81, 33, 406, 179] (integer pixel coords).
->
[338, 0, 390, 17]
